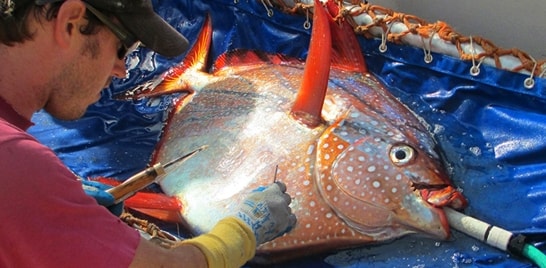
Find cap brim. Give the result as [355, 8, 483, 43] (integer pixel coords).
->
[117, 12, 189, 58]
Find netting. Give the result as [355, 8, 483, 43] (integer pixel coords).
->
[264, 0, 546, 79]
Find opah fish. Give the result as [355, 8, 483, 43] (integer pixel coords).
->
[118, 0, 467, 264]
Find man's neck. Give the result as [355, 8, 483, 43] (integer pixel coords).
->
[0, 94, 33, 130]
[0, 40, 52, 121]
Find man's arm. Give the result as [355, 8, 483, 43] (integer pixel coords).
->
[130, 217, 255, 268]
[130, 237, 207, 268]
[128, 182, 296, 268]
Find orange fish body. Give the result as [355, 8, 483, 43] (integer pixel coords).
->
[119, 0, 466, 264]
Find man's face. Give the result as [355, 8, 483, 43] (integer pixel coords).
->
[43, 24, 127, 121]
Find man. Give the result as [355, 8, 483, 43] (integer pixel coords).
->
[0, 0, 296, 267]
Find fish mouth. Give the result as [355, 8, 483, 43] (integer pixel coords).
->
[414, 182, 468, 238]
[415, 183, 467, 210]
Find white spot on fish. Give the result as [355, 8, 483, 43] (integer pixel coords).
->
[326, 213, 333, 218]
[355, 179, 361, 185]
[309, 201, 316, 207]
[326, 185, 333, 191]
[305, 223, 311, 229]
[368, 165, 376, 172]
[396, 174, 402, 180]
[347, 166, 354, 172]
[383, 165, 389, 170]
[358, 156, 365, 162]
[373, 181, 381, 188]
[322, 143, 329, 148]
[303, 180, 310, 186]
[384, 198, 390, 203]
[307, 145, 315, 155]
[337, 144, 344, 150]
[325, 154, 330, 160]
[392, 187, 398, 193]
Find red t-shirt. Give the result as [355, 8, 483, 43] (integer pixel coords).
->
[0, 97, 140, 267]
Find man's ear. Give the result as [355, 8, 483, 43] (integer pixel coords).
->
[52, 0, 87, 49]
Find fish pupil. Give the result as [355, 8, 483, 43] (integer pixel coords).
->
[395, 150, 407, 160]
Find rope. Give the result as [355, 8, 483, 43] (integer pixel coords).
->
[258, 0, 546, 77]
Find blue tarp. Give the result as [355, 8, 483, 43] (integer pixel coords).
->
[28, 0, 546, 267]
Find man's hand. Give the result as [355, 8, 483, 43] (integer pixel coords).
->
[235, 181, 297, 245]
[81, 180, 124, 216]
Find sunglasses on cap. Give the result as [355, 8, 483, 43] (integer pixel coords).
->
[83, 3, 141, 59]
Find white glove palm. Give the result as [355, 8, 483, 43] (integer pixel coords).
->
[235, 182, 297, 245]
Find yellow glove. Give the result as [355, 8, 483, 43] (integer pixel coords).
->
[179, 217, 257, 268]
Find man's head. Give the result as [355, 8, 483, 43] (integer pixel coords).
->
[0, 0, 189, 57]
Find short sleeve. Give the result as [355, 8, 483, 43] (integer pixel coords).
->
[0, 121, 140, 267]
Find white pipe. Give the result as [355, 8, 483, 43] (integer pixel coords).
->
[444, 207, 513, 251]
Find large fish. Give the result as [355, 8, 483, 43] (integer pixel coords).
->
[119, 0, 467, 264]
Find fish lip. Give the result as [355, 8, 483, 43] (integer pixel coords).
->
[419, 186, 468, 210]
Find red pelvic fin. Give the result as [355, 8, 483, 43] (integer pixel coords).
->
[325, 0, 367, 73]
[124, 192, 184, 223]
[114, 15, 213, 100]
[90, 177, 183, 223]
[290, 0, 332, 129]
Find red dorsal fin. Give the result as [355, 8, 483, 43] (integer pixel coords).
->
[290, 0, 332, 128]
[325, 1, 367, 73]
[114, 15, 213, 100]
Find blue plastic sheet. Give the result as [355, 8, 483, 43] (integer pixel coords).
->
[28, 0, 546, 267]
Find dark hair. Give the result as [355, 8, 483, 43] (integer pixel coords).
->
[0, 1, 104, 46]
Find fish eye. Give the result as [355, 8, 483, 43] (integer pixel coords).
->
[389, 144, 415, 166]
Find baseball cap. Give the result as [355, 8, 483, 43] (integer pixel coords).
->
[15, 0, 190, 57]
